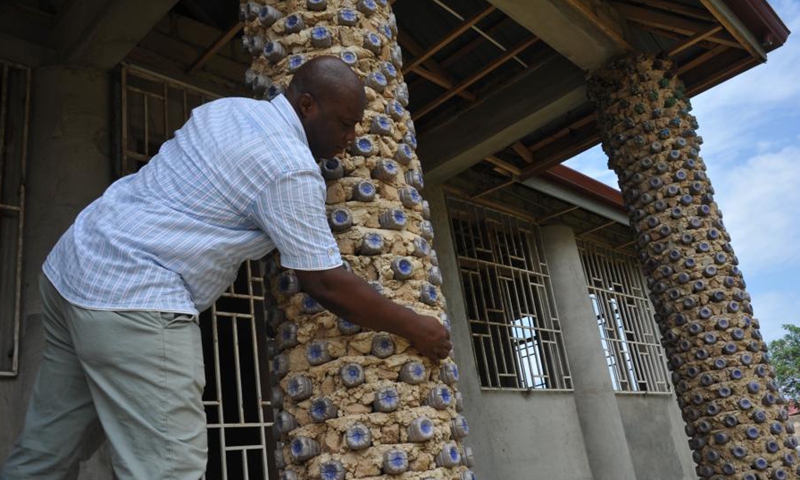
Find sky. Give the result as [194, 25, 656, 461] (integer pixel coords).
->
[564, 0, 800, 343]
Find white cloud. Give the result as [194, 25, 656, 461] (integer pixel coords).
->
[749, 289, 800, 343]
[710, 145, 800, 275]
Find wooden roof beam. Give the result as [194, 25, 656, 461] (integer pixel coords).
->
[677, 44, 728, 75]
[409, 66, 477, 101]
[577, 220, 618, 238]
[699, 0, 766, 61]
[623, 0, 715, 22]
[484, 155, 521, 176]
[639, 24, 721, 51]
[440, 16, 513, 68]
[403, 5, 496, 74]
[412, 36, 538, 120]
[520, 129, 600, 180]
[668, 25, 723, 56]
[511, 141, 534, 163]
[398, 31, 476, 101]
[186, 21, 243, 75]
[527, 114, 594, 153]
[616, 3, 743, 49]
[472, 178, 516, 199]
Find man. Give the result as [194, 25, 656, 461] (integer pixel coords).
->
[1, 56, 451, 479]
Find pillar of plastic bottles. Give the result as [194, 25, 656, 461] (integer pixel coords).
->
[588, 53, 799, 480]
[239, 1, 476, 479]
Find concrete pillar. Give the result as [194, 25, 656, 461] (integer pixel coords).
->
[541, 224, 637, 480]
[0, 65, 113, 477]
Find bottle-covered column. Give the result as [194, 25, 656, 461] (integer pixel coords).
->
[239, 1, 475, 479]
[588, 53, 798, 480]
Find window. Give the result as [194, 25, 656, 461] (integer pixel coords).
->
[448, 197, 572, 390]
[578, 240, 671, 393]
[0, 60, 30, 377]
[119, 66, 277, 478]
[120, 65, 218, 175]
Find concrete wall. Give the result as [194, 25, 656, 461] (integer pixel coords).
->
[0, 65, 115, 478]
[428, 185, 595, 480]
[616, 394, 696, 480]
[427, 183, 696, 480]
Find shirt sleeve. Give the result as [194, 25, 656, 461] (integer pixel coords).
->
[249, 167, 343, 271]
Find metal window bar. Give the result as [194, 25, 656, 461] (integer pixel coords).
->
[119, 66, 276, 479]
[0, 60, 31, 377]
[577, 239, 671, 394]
[447, 197, 572, 391]
[120, 65, 219, 175]
[201, 259, 276, 480]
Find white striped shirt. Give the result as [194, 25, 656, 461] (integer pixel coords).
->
[44, 95, 342, 314]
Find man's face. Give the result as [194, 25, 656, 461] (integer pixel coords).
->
[298, 91, 364, 159]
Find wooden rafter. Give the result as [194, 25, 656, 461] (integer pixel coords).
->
[616, 3, 743, 49]
[615, 239, 636, 250]
[440, 16, 514, 69]
[698, 0, 766, 61]
[577, 220, 618, 238]
[412, 36, 538, 120]
[484, 155, 521, 176]
[538, 206, 580, 223]
[398, 32, 475, 101]
[520, 130, 600, 180]
[668, 25, 723, 56]
[622, 0, 715, 22]
[562, 0, 633, 51]
[442, 184, 539, 223]
[411, 66, 476, 101]
[677, 43, 728, 75]
[429, 0, 526, 69]
[511, 141, 534, 163]
[643, 24, 721, 51]
[186, 21, 243, 75]
[472, 178, 516, 200]
[403, 5, 496, 75]
[527, 114, 594, 153]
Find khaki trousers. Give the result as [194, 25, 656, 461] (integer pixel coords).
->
[1, 275, 207, 479]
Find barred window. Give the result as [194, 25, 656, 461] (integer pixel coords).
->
[577, 240, 671, 393]
[448, 197, 572, 391]
[120, 65, 218, 175]
[0, 60, 30, 377]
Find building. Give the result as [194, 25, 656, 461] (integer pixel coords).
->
[0, 0, 793, 479]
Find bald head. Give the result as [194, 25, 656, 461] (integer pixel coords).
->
[285, 56, 367, 159]
[287, 56, 365, 108]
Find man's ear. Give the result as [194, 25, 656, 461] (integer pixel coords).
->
[298, 93, 316, 119]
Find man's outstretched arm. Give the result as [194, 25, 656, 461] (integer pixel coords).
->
[295, 266, 452, 362]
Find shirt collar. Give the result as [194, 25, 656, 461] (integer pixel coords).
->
[272, 94, 309, 148]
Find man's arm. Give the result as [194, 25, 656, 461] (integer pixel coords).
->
[246, 166, 450, 361]
[295, 266, 452, 362]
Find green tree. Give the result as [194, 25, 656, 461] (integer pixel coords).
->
[768, 324, 800, 403]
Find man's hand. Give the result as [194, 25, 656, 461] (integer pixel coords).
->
[296, 267, 453, 362]
[408, 315, 452, 363]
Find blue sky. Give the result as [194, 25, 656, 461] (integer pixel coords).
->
[565, 0, 800, 343]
